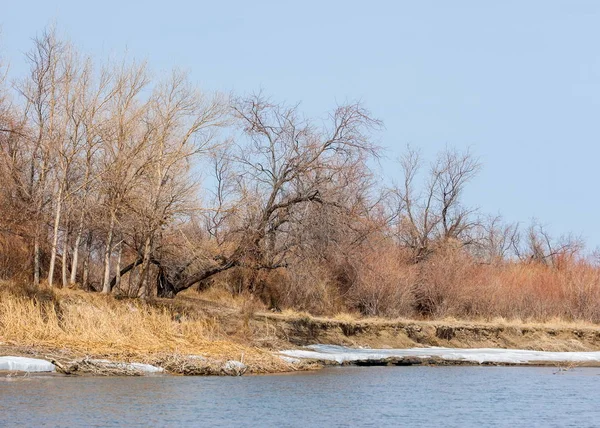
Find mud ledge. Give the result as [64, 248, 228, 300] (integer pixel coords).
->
[255, 313, 600, 352]
[315, 356, 600, 368]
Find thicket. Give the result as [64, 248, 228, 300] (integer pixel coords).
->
[1, 29, 596, 322]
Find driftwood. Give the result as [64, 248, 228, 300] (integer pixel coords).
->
[148, 354, 247, 376]
[52, 354, 248, 376]
[51, 357, 162, 376]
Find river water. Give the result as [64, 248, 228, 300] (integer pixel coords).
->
[1, 366, 599, 427]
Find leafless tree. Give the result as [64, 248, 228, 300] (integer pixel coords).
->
[117, 70, 228, 297]
[97, 61, 150, 293]
[147, 94, 381, 297]
[515, 220, 584, 267]
[469, 215, 520, 263]
[12, 29, 72, 286]
[392, 146, 480, 261]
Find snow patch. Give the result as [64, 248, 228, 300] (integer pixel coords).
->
[280, 345, 600, 365]
[0, 356, 56, 372]
[280, 356, 302, 364]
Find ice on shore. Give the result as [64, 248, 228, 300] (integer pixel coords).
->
[280, 356, 302, 364]
[0, 356, 165, 374]
[0, 356, 56, 372]
[280, 345, 600, 365]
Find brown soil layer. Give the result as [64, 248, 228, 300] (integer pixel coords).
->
[255, 313, 600, 352]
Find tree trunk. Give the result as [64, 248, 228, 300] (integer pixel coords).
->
[156, 260, 238, 298]
[128, 266, 139, 297]
[156, 267, 177, 298]
[33, 234, 40, 287]
[82, 231, 92, 291]
[109, 258, 143, 291]
[137, 235, 152, 299]
[70, 210, 85, 285]
[61, 226, 69, 288]
[101, 210, 116, 294]
[47, 185, 63, 287]
[114, 241, 122, 291]
[33, 184, 46, 287]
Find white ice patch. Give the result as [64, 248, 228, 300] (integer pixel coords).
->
[280, 344, 600, 365]
[0, 356, 56, 372]
[280, 356, 302, 364]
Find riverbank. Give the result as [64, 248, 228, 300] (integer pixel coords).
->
[2, 283, 600, 376]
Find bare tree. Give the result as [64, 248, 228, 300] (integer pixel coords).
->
[66, 60, 115, 286]
[148, 94, 381, 297]
[470, 215, 520, 263]
[120, 70, 227, 297]
[46, 43, 94, 288]
[204, 144, 238, 245]
[516, 220, 584, 267]
[14, 28, 71, 286]
[392, 146, 480, 261]
[97, 61, 150, 293]
[0, 54, 33, 257]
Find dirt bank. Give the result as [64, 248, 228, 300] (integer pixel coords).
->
[255, 313, 600, 352]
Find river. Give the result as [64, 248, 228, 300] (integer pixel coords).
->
[1, 366, 599, 427]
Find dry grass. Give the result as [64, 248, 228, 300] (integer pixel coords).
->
[332, 312, 362, 323]
[189, 286, 259, 310]
[0, 282, 290, 373]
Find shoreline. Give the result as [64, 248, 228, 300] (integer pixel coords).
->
[3, 287, 600, 377]
[3, 311, 600, 376]
[3, 346, 600, 378]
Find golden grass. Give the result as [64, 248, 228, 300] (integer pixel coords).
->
[332, 312, 362, 323]
[0, 283, 287, 372]
[184, 286, 255, 310]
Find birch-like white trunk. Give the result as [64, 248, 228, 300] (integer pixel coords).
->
[33, 234, 40, 286]
[82, 232, 92, 290]
[61, 226, 69, 288]
[137, 235, 152, 299]
[114, 240, 123, 291]
[70, 210, 85, 285]
[47, 185, 64, 287]
[101, 210, 116, 293]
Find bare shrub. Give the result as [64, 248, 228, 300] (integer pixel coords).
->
[276, 260, 344, 315]
[564, 263, 600, 322]
[0, 234, 31, 280]
[346, 245, 417, 317]
[484, 262, 600, 323]
[412, 246, 484, 318]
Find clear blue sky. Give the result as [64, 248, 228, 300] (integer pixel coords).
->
[2, 1, 599, 248]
